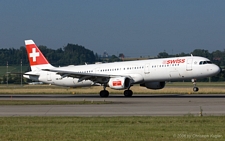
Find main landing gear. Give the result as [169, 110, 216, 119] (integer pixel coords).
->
[100, 85, 109, 97]
[99, 86, 133, 97]
[192, 79, 199, 92]
[99, 90, 109, 97]
[124, 89, 133, 97]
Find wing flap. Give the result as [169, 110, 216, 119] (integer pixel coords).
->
[43, 69, 115, 78]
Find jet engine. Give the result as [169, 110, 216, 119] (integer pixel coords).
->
[108, 77, 131, 90]
[140, 81, 165, 89]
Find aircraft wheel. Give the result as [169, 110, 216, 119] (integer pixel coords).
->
[193, 87, 199, 92]
[124, 90, 133, 97]
[100, 90, 109, 97]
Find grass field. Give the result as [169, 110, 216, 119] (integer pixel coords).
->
[0, 65, 28, 76]
[0, 83, 224, 141]
[0, 82, 225, 94]
[0, 116, 224, 141]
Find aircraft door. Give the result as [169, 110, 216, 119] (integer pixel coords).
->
[47, 73, 52, 81]
[95, 67, 100, 73]
[144, 64, 150, 74]
[186, 58, 193, 71]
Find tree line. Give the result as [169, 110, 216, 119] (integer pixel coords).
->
[0, 43, 96, 66]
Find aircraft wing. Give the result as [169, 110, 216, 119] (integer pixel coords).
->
[43, 69, 132, 83]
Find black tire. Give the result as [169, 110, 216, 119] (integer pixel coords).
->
[193, 87, 199, 92]
[124, 90, 133, 97]
[100, 90, 109, 97]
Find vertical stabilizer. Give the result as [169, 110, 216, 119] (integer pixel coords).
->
[25, 40, 54, 71]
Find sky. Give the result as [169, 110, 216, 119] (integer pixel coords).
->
[1, 0, 225, 57]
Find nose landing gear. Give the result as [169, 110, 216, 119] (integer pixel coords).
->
[192, 79, 199, 92]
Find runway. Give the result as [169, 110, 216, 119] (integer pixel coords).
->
[0, 94, 225, 116]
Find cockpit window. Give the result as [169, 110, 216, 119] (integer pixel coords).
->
[199, 61, 212, 65]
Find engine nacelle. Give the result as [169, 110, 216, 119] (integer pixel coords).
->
[108, 77, 131, 90]
[140, 81, 165, 90]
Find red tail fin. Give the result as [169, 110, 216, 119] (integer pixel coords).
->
[25, 40, 53, 71]
[25, 40, 50, 66]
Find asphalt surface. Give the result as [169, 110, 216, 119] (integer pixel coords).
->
[0, 94, 225, 116]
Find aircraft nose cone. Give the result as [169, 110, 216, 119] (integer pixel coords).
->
[214, 65, 221, 75]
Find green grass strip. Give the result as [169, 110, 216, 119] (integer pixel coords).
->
[0, 116, 224, 141]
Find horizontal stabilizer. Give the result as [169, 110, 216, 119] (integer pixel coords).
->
[23, 71, 40, 76]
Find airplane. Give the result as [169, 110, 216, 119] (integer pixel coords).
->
[23, 40, 220, 97]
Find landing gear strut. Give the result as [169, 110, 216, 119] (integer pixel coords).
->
[99, 85, 109, 97]
[192, 79, 199, 92]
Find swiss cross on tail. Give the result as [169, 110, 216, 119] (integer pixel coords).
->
[30, 48, 40, 62]
[25, 40, 50, 66]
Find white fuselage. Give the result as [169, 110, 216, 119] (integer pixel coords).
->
[24, 56, 220, 87]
